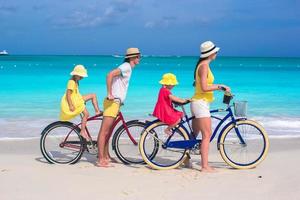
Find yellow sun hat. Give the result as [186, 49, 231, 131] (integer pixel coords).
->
[159, 73, 179, 85]
[70, 65, 88, 77]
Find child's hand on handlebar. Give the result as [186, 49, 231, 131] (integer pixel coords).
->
[185, 98, 192, 103]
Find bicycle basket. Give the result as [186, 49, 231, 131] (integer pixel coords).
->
[233, 101, 247, 117]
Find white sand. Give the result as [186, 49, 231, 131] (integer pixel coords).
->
[1, 137, 300, 200]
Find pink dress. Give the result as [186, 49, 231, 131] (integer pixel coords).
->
[153, 87, 183, 125]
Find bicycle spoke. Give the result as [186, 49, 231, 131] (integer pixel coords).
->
[220, 120, 269, 169]
[113, 121, 146, 164]
[141, 123, 187, 168]
[145, 129, 166, 145]
[145, 130, 186, 153]
[40, 122, 84, 164]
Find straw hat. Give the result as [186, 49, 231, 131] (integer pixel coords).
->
[70, 65, 88, 77]
[200, 41, 220, 58]
[125, 47, 141, 58]
[159, 73, 179, 85]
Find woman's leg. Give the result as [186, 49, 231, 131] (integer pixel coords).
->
[192, 118, 201, 137]
[82, 94, 101, 115]
[97, 116, 115, 167]
[80, 108, 90, 140]
[198, 117, 215, 172]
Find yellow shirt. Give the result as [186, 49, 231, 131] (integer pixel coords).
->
[60, 80, 85, 121]
[192, 64, 215, 102]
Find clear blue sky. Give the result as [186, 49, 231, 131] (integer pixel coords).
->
[1, 0, 300, 57]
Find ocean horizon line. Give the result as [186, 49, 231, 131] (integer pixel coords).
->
[1, 54, 300, 59]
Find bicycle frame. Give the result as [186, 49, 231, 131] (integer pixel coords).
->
[155, 104, 247, 150]
[61, 112, 138, 150]
[107, 112, 138, 145]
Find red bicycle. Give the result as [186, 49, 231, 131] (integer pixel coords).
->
[40, 104, 148, 164]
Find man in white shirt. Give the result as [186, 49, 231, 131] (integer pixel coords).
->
[97, 47, 141, 167]
[110, 62, 132, 103]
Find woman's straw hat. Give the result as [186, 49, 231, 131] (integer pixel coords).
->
[200, 41, 220, 58]
[70, 65, 88, 77]
[159, 73, 179, 85]
[125, 47, 141, 58]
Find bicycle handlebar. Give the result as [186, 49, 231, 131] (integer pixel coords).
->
[220, 86, 227, 91]
[219, 86, 234, 96]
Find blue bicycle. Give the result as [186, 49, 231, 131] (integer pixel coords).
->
[139, 93, 269, 170]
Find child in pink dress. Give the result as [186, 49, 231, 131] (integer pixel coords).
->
[153, 73, 189, 135]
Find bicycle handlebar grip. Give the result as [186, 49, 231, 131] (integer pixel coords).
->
[185, 99, 191, 104]
[220, 86, 227, 91]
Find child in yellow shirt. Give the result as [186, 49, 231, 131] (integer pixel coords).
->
[60, 65, 101, 141]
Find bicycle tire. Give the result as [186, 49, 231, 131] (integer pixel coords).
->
[219, 120, 269, 169]
[139, 121, 190, 170]
[40, 121, 85, 164]
[112, 121, 149, 164]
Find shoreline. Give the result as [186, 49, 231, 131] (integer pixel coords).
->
[1, 115, 300, 139]
[1, 137, 300, 199]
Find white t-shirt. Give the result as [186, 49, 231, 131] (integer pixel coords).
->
[111, 62, 132, 103]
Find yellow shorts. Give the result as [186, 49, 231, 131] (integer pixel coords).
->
[103, 98, 120, 118]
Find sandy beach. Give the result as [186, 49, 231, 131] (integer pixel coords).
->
[1, 0, 300, 199]
[1, 137, 300, 200]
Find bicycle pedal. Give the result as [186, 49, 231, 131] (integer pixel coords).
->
[86, 144, 98, 155]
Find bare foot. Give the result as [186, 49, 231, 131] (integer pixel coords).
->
[106, 157, 118, 163]
[96, 160, 114, 168]
[201, 166, 217, 173]
[164, 128, 172, 136]
[182, 157, 192, 168]
[80, 130, 91, 141]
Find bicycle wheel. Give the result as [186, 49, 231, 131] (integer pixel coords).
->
[219, 120, 269, 169]
[139, 121, 190, 170]
[112, 120, 148, 164]
[40, 121, 85, 164]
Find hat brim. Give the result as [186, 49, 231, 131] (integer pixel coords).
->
[200, 47, 220, 58]
[159, 80, 178, 85]
[125, 53, 141, 58]
[70, 72, 88, 77]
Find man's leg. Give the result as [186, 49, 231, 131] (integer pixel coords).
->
[97, 116, 115, 167]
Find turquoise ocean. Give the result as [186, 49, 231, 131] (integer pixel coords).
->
[1, 55, 300, 139]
